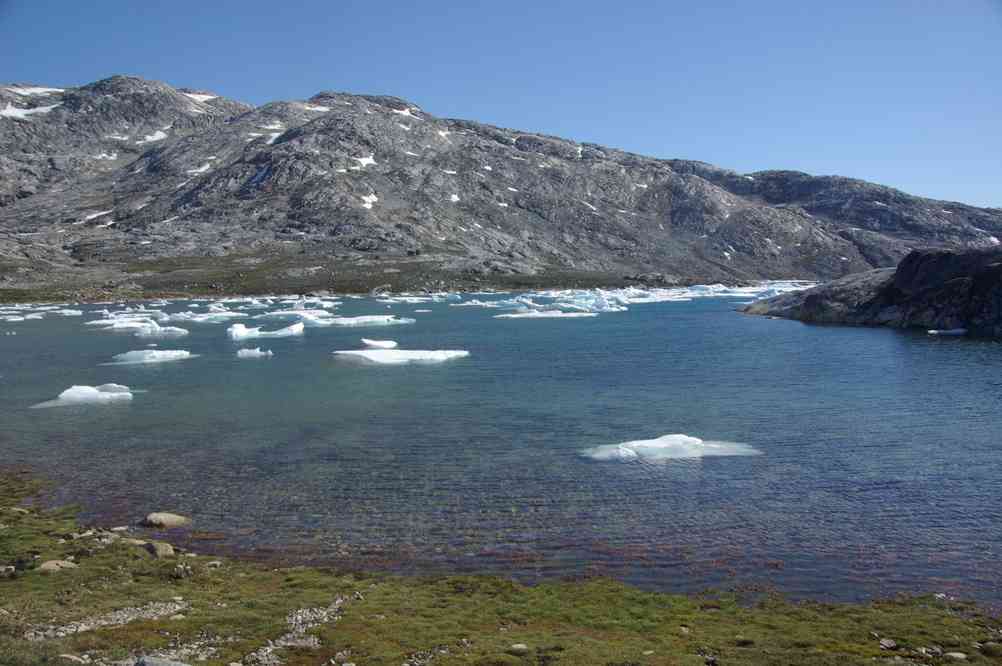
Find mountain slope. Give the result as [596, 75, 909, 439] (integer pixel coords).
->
[2, 75, 1000, 297]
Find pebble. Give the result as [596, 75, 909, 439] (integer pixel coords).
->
[507, 643, 530, 656]
[58, 656, 87, 664]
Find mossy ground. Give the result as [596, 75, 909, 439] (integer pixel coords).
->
[1, 469, 1000, 665]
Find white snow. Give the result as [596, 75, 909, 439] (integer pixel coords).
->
[353, 154, 376, 168]
[450, 194, 460, 203]
[332, 349, 469, 365]
[302, 103, 331, 112]
[507, 187, 519, 192]
[186, 162, 212, 175]
[497, 202, 509, 208]
[135, 130, 168, 144]
[93, 152, 118, 160]
[391, 107, 419, 119]
[927, 328, 968, 336]
[226, 322, 305, 340]
[84, 210, 113, 222]
[581, 433, 762, 462]
[442, 170, 457, 175]
[31, 384, 133, 409]
[0, 103, 61, 119]
[106, 133, 130, 141]
[361, 338, 398, 348]
[580, 201, 598, 212]
[361, 193, 378, 209]
[260, 121, 284, 130]
[106, 350, 196, 365]
[237, 347, 274, 358]
[990, 236, 1001, 246]
[404, 151, 419, 156]
[265, 132, 282, 144]
[397, 123, 411, 130]
[183, 92, 217, 102]
[6, 86, 64, 96]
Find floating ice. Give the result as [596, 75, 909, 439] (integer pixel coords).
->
[227, 322, 305, 340]
[31, 384, 133, 409]
[106, 350, 196, 365]
[928, 328, 967, 336]
[237, 347, 274, 358]
[361, 338, 398, 349]
[333, 349, 469, 365]
[494, 310, 598, 319]
[581, 434, 762, 462]
[319, 315, 415, 327]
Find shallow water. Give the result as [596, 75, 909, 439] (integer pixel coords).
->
[2, 290, 1001, 602]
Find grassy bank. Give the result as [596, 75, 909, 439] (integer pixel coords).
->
[1, 470, 1000, 665]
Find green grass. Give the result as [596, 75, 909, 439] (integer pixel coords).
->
[1, 469, 1000, 665]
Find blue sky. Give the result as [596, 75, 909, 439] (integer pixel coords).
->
[2, 0, 999, 206]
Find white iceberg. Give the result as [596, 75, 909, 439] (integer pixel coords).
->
[321, 315, 415, 327]
[226, 322, 305, 340]
[106, 350, 197, 365]
[581, 434, 762, 462]
[333, 349, 469, 365]
[361, 338, 398, 349]
[32, 384, 133, 408]
[236, 347, 274, 358]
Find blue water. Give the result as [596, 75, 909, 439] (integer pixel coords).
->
[2, 294, 1000, 602]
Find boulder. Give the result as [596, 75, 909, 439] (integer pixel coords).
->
[38, 560, 78, 573]
[142, 512, 191, 528]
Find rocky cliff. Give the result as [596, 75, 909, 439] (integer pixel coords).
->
[742, 247, 1002, 337]
[2, 75, 1000, 298]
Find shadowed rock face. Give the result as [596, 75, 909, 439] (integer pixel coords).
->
[743, 248, 1002, 337]
[2, 75, 1001, 293]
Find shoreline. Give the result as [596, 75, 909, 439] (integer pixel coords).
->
[2, 469, 1001, 665]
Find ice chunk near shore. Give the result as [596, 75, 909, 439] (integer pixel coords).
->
[361, 338, 398, 349]
[581, 434, 762, 462]
[333, 349, 469, 365]
[494, 310, 598, 319]
[31, 384, 133, 409]
[236, 347, 274, 358]
[106, 350, 197, 365]
[928, 328, 967, 336]
[227, 322, 305, 340]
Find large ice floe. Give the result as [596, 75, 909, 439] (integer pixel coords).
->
[226, 322, 305, 340]
[105, 350, 197, 365]
[580, 434, 762, 462]
[333, 349, 469, 365]
[32, 384, 133, 408]
[317, 315, 415, 327]
[236, 347, 274, 358]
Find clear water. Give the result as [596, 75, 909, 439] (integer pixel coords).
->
[2, 293, 1001, 602]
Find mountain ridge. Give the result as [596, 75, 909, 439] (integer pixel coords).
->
[2, 74, 1000, 299]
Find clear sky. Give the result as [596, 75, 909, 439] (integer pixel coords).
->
[2, 0, 999, 206]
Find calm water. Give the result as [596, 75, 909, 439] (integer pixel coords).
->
[2, 292, 1000, 602]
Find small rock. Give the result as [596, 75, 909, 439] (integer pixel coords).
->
[507, 643, 530, 656]
[170, 613, 186, 620]
[124, 538, 148, 546]
[944, 653, 967, 661]
[38, 560, 78, 574]
[880, 638, 898, 650]
[982, 642, 1002, 657]
[58, 655, 87, 664]
[146, 542, 175, 559]
[206, 560, 222, 568]
[142, 512, 191, 528]
[0, 565, 15, 579]
[110, 525, 129, 532]
[135, 658, 193, 666]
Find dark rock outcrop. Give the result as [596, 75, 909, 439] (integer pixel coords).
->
[1, 75, 1000, 294]
[743, 247, 1002, 337]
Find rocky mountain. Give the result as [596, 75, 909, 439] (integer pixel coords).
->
[2, 75, 1000, 298]
[743, 247, 1002, 337]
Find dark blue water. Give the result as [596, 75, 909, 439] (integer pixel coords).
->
[2, 294, 1000, 602]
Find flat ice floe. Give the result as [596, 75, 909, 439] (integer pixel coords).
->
[581, 434, 762, 462]
[32, 384, 133, 408]
[236, 347, 274, 358]
[928, 328, 967, 336]
[105, 350, 197, 365]
[227, 322, 305, 340]
[320, 315, 415, 327]
[361, 338, 398, 348]
[333, 349, 469, 365]
[494, 310, 598, 319]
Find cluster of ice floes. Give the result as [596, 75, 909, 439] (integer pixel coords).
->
[227, 322, 304, 340]
[0, 304, 83, 322]
[236, 347, 274, 358]
[581, 434, 762, 462]
[105, 350, 197, 365]
[450, 281, 812, 319]
[32, 384, 133, 409]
